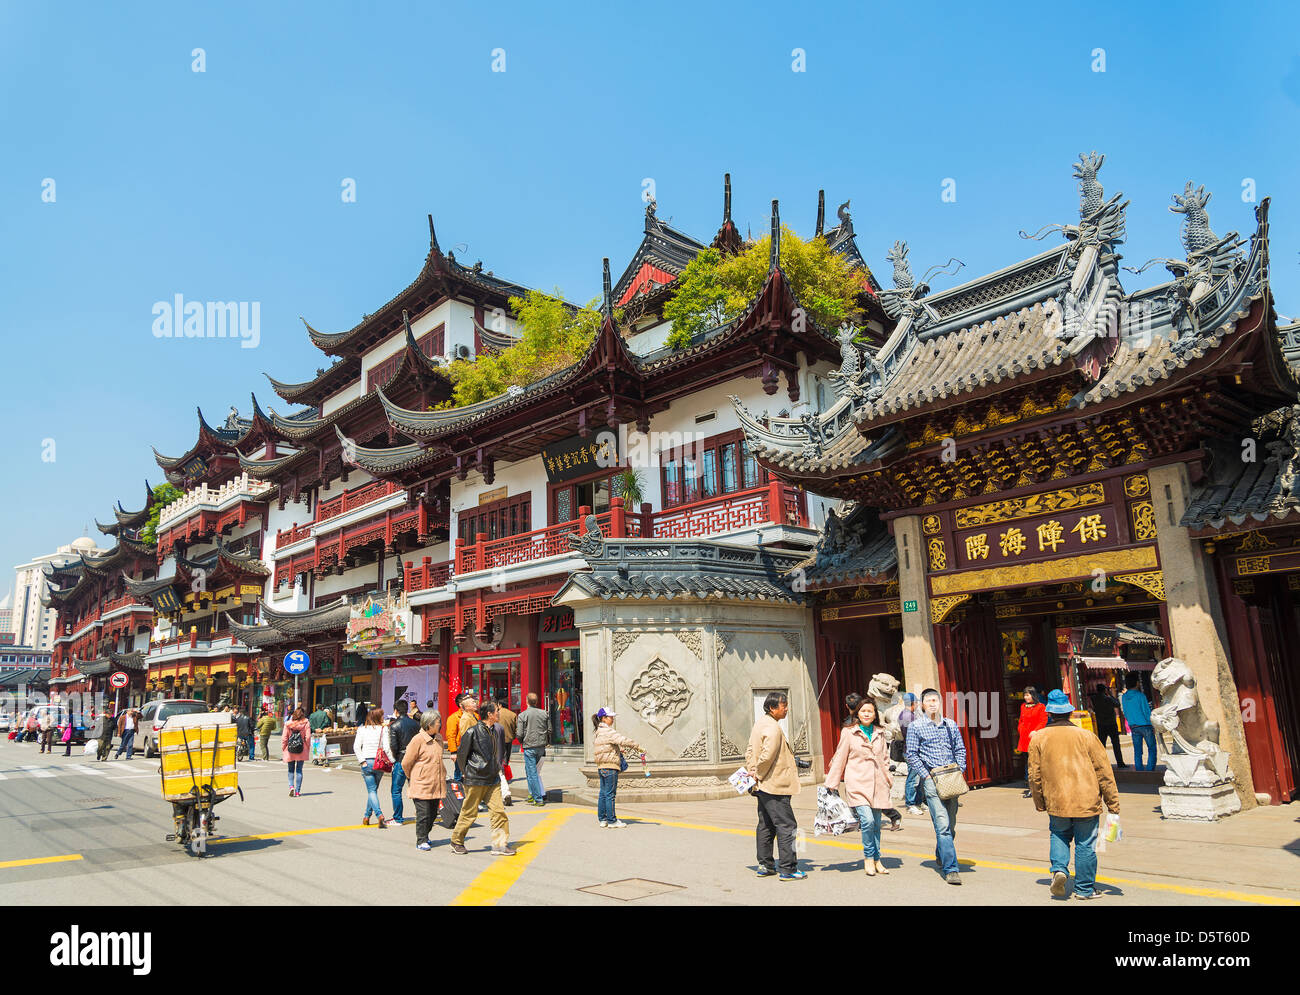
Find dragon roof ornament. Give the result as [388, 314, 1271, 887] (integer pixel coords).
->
[1020, 152, 1128, 256]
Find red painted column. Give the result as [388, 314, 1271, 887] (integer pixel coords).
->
[609, 496, 626, 538]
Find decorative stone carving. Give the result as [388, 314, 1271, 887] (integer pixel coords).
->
[610, 630, 638, 662]
[626, 658, 693, 734]
[1150, 656, 1241, 820]
[779, 630, 801, 657]
[715, 632, 726, 659]
[678, 730, 709, 761]
[793, 723, 809, 754]
[868, 673, 903, 742]
[719, 733, 744, 759]
[676, 629, 704, 660]
[566, 513, 604, 558]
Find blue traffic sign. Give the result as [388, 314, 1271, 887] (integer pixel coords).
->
[284, 650, 311, 675]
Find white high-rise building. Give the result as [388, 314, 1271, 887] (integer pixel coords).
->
[12, 537, 102, 652]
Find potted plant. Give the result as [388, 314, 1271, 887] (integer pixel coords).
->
[614, 468, 645, 508]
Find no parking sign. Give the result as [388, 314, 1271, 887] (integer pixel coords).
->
[109, 671, 129, 689]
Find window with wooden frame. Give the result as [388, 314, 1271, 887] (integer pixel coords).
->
[458, 492, 532, 543]
[364, 324, 446, 392]
[548, 466, 630, 525]
[660, 428, 768, 508]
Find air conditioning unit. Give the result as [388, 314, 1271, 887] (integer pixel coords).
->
[455, 344, 471, 359]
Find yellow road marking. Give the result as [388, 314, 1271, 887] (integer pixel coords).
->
[451, 809, 578, 907]
[629, 816, 1300, 906]
[210, 823, 372, 845]
[0, 854, 83, 870]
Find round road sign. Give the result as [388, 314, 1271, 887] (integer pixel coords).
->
[284, 650, 310, 675]
[109, 671, 129, 689]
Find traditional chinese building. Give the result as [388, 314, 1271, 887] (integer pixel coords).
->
[330, 185, 872, 778]
[45, 487, 159, 708]
[738, 156, 1299, 806]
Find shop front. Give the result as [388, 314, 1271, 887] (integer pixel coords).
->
[539, 606, 582, 748]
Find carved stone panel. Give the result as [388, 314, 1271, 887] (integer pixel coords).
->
[625, 658, 693, 734]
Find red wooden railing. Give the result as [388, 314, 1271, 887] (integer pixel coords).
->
[649, 480, 806, 539]
[317, 479, 400, 523]
[101, 594, 150, 614]
[403, 558, 455, 593]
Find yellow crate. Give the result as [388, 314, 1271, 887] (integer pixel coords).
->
[160, 725, 236, 750]
[160, 747, 236, 773]
[162, 769, 239, 800]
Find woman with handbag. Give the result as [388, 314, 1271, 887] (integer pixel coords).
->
[591, 708, 642, 828]
[904, 688, 969, 886]
[824, 693, 894, 876]
[60, 716, 74, 757]
[402, 711, 447, 851]
[282, 706, 312, 797]
[353, 707, 395, 827]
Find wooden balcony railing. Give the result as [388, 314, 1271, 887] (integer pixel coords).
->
[648, 480, 806, 539]
[317, 479, 401, 524]
[403, 558, 455, 593]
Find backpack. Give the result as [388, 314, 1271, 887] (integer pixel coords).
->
[286, 726, 305, 753]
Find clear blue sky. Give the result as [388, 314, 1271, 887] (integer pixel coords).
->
[3, 0, 1298, 587]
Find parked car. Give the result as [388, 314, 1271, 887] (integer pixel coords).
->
[138, 699, 210, 758]
[0, 712, 11, 732]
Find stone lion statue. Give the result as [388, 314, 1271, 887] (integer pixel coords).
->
[868, 672, 903, 743]
[1150, 657, 1219, 754]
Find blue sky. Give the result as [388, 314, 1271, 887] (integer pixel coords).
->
[2, 0, 1298, 591]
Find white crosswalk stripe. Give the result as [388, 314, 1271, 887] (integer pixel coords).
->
[18, 765, 55, 778]
[66, 764, 108, 777]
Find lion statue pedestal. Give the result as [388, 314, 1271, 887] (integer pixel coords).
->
[1151, 657, 1241, 821]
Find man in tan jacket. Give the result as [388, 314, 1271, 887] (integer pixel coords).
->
[744, 691, 804, 880]
[1028, 689, 1120, 901]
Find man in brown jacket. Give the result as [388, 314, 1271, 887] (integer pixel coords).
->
[1028, 689, 1120, 901]
[744, 691, 804, 881]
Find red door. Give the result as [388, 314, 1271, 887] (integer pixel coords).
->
[934, 611, 1015, 785]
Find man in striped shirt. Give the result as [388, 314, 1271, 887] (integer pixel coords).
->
[905, 688, 967, 885]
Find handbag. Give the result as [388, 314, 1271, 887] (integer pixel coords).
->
[370, 728, 393, 773]
[618, 751, 629, 773]
[929, 724, 969, 801]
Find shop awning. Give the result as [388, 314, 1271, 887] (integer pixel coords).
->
[1078, 655, 1155, 671]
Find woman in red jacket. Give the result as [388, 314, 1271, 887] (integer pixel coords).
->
[1016, 687, 1048, 797]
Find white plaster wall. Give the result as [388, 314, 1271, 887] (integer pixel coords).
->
[450, 453, 549, 533]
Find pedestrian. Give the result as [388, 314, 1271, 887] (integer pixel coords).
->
[282, 706, 311, 797]
[591, 707, 641, 828]
[905, 688, 967, 885]
[60, 715, 74, 756]
[1017, 687, 1048, 797]
[1121, 673, 1157, 771]
[898, 693, 923, 814]
[744, 691, 804, 881]
[308, 702, 331, 732]
[234, 708, 256, 760]
[90, 710, 114, 762]
[256, 707, 277, 761]
[825, 692, 893, 876]
[495, 692, 518, 806]
[1028, 689, 1121, 901]
[1089, 682, 1127, 767]
[38, 709, 54, 754]
[387, 699, 420, 824]
[449, 701, 514, 856]
[114, 707, 139, 760]
[516, 691, 552, 805]
[403, 710, 447, 851]
[353, 707, 395, 827]
[445, 692, 479, 783]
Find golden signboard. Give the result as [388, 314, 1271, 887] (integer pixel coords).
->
[929, 545, 1159, 596]
[952, 482, 1106, 530]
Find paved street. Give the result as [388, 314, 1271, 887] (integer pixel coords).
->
[1, 738, 1297, 906]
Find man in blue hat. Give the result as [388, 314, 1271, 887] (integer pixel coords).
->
[896, 692, 923, 813]
[1027, 689, 1121, 900]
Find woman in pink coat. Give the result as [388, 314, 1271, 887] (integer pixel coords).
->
[824, 692, 894, 876]
[282, 706, 312, 797]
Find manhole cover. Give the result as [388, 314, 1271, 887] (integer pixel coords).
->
[577, 878, 685, 902]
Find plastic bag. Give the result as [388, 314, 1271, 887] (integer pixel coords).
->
[1103, 812, 1122, 843]
[814, 785, 860, 837]
[83, 740, 97, 755]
